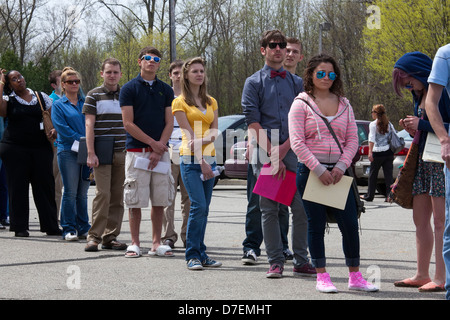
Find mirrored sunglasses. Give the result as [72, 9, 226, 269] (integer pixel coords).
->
[316, 70, 337, 81]
[141, 55, 161, 63]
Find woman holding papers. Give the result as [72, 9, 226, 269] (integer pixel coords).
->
[360, 104, 395, 202]
[52, 67, 91, 241]
[289, 54, 378, 293]
[392, 52, 450, 292]
[172, 57, 222, 270]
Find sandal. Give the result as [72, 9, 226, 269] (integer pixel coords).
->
[124, 245, 141, 258]
[148, 244, 174, 257]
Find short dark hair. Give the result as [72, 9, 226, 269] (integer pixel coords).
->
[286, 37, 303, 53]
[303, 54, 344, 97]
[169, 59, 184, 73]
[48, 70, 62, 85]
[138, 46, 162, 60]
[260, 29, 286, 48]
[102, 58, 121, 71]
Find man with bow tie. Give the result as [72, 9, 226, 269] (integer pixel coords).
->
[241, 30, 314, 278]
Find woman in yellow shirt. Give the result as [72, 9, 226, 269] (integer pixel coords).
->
[172, 57, 221, 270]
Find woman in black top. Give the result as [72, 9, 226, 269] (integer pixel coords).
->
[0, 69, 61, 237]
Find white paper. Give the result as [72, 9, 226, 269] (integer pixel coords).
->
[71, 140, 79, 152]
[422, 133, 444, 163]
[134, 157, 170, 174]
[302, 172, 353, 210]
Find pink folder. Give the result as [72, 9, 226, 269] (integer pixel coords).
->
[253, 164, 297, 206]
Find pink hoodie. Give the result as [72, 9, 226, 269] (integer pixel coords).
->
[288, 92, 358, 178]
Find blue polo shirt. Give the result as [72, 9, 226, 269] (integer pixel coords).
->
[242, 65, 303, 144]
[119, 74, 174, 149]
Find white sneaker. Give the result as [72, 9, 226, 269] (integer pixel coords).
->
[64, 232, 78, 241]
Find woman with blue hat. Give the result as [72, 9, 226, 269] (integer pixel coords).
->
[392, 51, 450, 293]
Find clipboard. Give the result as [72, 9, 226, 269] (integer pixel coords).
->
[422, 133, 444, 163]
[302, 171, 353, 210]
[77, 136, 115, 165]
[253, 164, 297, 206]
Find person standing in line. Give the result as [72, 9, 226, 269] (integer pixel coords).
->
[391, 51, 449, 293]
[83, 58, 128, 252]
[241, 36, 304, 265]
[0, 115, 9, 229]
[0, 69, 60, 237]
[289, 53, 378, 293]
[360, 104, 395, 202]
[283, 37, 304, 75]
[242, 29, 314, 278]
[162, 59, 191, 249]
[172, 57, 222, 270]
[120, 46, 175, 258]
[48, 70, 63, 219]
[425, 43, 450, 300]
[52, 67, 91, 241]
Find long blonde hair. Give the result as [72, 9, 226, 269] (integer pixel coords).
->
[373, 104, 389, 134]
[180, 57, 212, 108]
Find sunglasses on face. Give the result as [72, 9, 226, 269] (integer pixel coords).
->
[316, 70, 337, 81]
[141, 55, 161, 63]
[405, 81, 413, 89]
[268, 42, 287, 49]
[64, 79, 81, 85]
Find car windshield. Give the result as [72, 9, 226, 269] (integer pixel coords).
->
[218, 116, 241, 132]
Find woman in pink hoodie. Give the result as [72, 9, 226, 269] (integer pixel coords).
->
[288, 54, 378, 294]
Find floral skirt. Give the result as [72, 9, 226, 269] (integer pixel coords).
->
[412, 157, 445, 197]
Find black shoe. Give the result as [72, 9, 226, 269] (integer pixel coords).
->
[46, 229, 63, 236]
[15, 231, 29, 237]
[360, 195, 373, 202]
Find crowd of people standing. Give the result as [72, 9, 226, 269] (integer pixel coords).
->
[0, 31, 449, 298]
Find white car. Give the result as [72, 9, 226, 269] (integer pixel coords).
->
[353, 129, 413, 195]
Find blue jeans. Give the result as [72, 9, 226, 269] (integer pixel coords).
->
[296, 163, 360, 269]
[180, 156, 216, 262]
[58, 150, 91, 238]
[444, 166, 450, 300]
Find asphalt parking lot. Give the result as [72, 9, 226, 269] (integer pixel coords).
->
[0, 179, 446, 305]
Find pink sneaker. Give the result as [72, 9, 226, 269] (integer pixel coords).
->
[316, 272, 338, 293]
[348, 271, 379, 292]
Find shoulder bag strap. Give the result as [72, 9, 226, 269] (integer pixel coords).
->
[35, 91, 45, 112]
[299, 98, 343, 154]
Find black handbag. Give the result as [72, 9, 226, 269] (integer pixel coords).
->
[299, 98, 365, 223]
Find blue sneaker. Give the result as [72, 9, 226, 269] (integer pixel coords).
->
[187, 258, 203, 270]
[202, 257, 222, 268]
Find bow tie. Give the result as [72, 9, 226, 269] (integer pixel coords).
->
[270, 70, 287, 79]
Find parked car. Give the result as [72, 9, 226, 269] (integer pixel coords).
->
[353, 129, 412, 195]
[224, 120, 371, 180]
[169, 114, 247, 183]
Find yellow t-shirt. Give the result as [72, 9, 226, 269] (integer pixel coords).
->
[172, 96, 218, 156]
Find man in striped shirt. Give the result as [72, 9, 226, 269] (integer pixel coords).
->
[82, 58, 127, 252]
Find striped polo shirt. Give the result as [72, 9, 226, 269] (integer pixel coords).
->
[82, 84, 126, 151]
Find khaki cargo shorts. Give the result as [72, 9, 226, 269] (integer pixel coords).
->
[123, 151, 174, 208]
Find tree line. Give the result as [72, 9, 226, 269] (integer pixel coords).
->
[0, 0, 449, 125]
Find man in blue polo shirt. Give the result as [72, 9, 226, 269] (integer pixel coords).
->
[120, 46, 175, 258]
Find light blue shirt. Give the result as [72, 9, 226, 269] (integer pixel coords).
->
[428, 43, 450, 99]
[51, 94, 86, 152]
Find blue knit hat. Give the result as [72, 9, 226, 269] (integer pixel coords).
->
[393, 51, 433, 89]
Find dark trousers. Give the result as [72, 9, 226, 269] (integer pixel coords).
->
[367, 150, 394, 199]
[0, 143, 59, 233]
